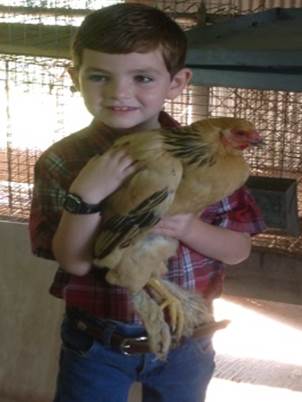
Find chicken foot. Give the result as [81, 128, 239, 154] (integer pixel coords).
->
[131, 289, 171, 359]
[147, 278, 185, 341]
[132, 279, 230, 358]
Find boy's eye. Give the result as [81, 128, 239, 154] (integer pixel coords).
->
[134, 75, 154, 83]
[87, 74, 108, 82]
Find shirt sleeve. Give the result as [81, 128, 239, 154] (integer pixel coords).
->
[201, 186, 266, 236]
[29, 151, 68, 260]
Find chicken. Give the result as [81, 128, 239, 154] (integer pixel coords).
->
[94, 117, 262, 357]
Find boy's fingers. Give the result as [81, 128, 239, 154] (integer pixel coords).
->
[112, 148, 135, 165]
[113, 145, 130, 157]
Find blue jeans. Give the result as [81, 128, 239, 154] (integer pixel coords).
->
[53, 316, 215, 402]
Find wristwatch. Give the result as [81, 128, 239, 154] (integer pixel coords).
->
[63, 192, 102, 214]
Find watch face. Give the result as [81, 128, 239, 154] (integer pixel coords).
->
[64, 193, 82, 213]
[63, 193, 101, 214]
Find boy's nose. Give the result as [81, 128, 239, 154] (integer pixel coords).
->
[106, 79, 131, 100]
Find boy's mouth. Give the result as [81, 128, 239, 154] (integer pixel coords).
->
[107, 106, 138, 112]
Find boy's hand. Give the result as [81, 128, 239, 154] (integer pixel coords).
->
[151, 213, 196, 240]
[69, 148, 136, 204]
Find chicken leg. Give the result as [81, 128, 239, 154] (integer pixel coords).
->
[147, 278, 185, 340]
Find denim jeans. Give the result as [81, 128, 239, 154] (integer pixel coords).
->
[53, 316, 215, 402]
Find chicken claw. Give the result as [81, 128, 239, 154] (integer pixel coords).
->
[147, 278, 184, 340]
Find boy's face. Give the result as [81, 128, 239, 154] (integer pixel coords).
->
[70, 48, 191, 132]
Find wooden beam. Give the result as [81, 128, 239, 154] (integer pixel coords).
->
[0, 5, 89, 17]
[0, 22, 76, 59]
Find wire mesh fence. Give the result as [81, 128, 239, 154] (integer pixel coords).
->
[0, 53, 91, 220]
[0, 0, 302, 256]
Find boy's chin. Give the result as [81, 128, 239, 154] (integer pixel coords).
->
[93, 112, 160, 132]
[101, 121, 141, 133]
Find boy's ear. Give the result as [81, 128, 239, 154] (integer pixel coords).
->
[67, 65, 80, 91]
[166, 68, 192, 100]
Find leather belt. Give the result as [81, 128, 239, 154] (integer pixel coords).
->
[66, 308, 150, 355]
[66, 308, 230, 356]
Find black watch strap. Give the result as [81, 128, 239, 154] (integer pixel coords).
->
[63, 193, 102, 214]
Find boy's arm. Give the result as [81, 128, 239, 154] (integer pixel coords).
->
[152, 214, 251, 265]
[152, 187, 265, 265]
[52, 212, 102, 276]
[52, 148, 136, 275]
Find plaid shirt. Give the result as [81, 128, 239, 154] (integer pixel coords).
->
[29, 112, 265, 322]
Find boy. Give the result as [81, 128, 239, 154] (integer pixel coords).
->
[29, 3, 265, 402]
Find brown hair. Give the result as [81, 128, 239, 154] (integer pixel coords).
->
[71, 3, 187, 76]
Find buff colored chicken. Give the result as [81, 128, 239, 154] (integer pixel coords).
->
[94, 117, 262, 357]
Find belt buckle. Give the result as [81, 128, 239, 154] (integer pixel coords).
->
[120, 336, 148, 356]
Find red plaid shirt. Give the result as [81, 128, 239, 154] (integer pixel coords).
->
[29, 112, 265, 322]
